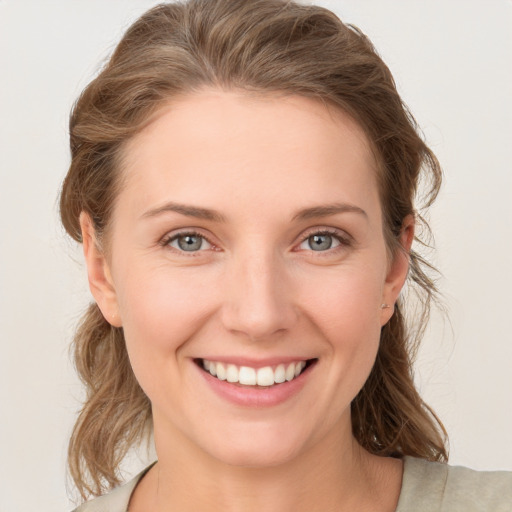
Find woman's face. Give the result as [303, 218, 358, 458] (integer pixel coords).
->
[83, 90, 410, 467]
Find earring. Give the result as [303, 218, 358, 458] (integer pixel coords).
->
[380, 304, 391, 309]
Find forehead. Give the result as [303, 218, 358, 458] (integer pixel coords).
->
[118, 89, 380, 220]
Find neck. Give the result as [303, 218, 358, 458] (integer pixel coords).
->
[131, 421, 402, 512]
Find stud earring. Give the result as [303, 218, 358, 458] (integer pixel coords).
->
[380, 304, 391, 309]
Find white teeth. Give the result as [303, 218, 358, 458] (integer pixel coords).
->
[216, 362, 227, 381]
[285, 363, 295, 381]
[201, 359, 310, 386]
[239, 366, 256, 385]
[274, 364, 286, 384]
[256, 366, 274, 386]
[226, 364, 239, 383]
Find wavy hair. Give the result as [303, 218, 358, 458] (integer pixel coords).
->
[60, 0, 447, 499]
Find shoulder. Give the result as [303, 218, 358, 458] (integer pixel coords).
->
[396, 456, 512, 512]
[70, 464, 155, 512]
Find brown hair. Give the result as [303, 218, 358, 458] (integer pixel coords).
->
[61, 0, 447, 500]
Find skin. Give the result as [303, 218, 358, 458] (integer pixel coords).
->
[81, 90, 413, 512]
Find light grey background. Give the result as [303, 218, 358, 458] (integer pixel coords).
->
[1, 1, 511, 510]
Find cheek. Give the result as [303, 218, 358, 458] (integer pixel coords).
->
[297, 261, 384, 335]
[296, 263, 384, 387]
[113, 262, 219, 386]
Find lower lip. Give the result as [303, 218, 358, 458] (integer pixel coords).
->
[196, 361, 315, 407]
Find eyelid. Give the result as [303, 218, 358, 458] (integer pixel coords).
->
[158, 226, 352, 254]
[160, 228, 219, 253]
[294, 226, 353, 252]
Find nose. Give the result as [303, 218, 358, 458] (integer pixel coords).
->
[220, 249, 298, 341]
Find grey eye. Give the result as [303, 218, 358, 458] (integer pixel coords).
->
[299, 233, 341, 252]
[308, 234, 333, 251]
[170, 234, 211, 252]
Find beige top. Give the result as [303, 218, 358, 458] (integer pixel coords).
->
[72, 456, 512, 511]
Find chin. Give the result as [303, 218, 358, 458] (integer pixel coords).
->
[202, 424, 305, 468]
[213, 444, 299, 469]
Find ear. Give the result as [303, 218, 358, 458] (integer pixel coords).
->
[80, 212, 122, 327]
[380, 214, 415, 326]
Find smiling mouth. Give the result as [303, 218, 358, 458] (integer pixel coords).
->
[195, 358, 317, 387]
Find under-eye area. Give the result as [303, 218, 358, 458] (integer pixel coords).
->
[195, 358, 318, 387]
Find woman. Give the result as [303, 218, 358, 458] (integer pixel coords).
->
[61, 0, 512, 510]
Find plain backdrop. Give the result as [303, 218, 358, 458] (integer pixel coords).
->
[1, 1, 511, 510]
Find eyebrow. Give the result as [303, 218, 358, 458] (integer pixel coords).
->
[141, 202, 227, 222]
[291, 203, 368, 221]
[141, 201, 367, 223]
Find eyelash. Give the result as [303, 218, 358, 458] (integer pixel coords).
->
[297, 228, 352, 253]
[159, 228, 352, 255]
[160, 230, 217, 255]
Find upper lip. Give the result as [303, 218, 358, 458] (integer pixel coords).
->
[195, 356, 315, 369]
